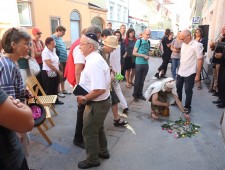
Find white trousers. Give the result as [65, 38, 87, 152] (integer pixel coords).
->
[112, 81, 128, 109]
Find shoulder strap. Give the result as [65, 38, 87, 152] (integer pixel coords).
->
[137, 39, 142, 52]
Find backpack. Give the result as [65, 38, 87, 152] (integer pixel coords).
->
[137, 39, 151, 52]
[158, 40, 164, 56]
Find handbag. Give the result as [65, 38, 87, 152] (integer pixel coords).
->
[28, 100, 46, 127]
[46, 70, 57, 77]
[161, 108, 169, 117]
[28, 57, 40, 76]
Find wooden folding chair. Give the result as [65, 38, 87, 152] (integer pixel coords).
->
[26, 76, 58, 145]
[26, 76, 58, 116]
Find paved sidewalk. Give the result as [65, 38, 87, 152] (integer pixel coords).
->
[27, 56, 225, 170]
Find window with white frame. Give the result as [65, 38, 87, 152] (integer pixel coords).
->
[109, 2, 114, 20]
[123, 7, 127, 22]
[17, 1, 32, 26]
[117, 5, 121, 21]
[51, 17, 60, 34]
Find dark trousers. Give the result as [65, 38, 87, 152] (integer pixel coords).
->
[83, 98, 110, 164]
[176, 73, 196, 109]
[36, 64, 44, 95]
[218, 62, 225, 102]
[42, 70, 60, 101]
[133, 64, 149, 98]
[158, 54, 171, 74]
[74, 104, 85, 142]
[18, 158, 29, 170]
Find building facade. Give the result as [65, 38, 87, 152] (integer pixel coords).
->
[106, 0, 129, 30]
[147, 0, 173, 31]
[1, 0, 107, 46]
[0, 0, 19, 37]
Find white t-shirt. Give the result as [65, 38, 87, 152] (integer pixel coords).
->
[178, 40, 203, 77]
[79, 51, 110, 101]
[110, 46, 121, 73]
[42, 47, 59, 70]
[73, 45, 85, 64]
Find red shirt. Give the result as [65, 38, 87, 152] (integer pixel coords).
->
[64, 38, 80, 87]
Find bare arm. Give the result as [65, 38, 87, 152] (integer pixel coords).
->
[122, 52, 127, 58]
[77, 89, 106, 105]
[0, 97, 34, 133]
[33, 43, 42, 57]
[132, 47, 149, 60]
[152, 93, 169, 108]
[167, 43, 171, 48]
[195, 58, 203, 82]
[173, 95, 185, 112]
[75, 63, 85, 84]
[44, 59, 63, 76]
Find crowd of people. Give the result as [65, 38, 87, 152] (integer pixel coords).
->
[0, 22, 225, 169]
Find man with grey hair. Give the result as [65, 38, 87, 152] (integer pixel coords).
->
[86, 25, 102, 40]
[77, 33, 111, 169]
[70, 25, 102, 149]
[176, 29, 203, 119]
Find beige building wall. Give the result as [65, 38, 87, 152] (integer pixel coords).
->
[27, 0, 107, 46]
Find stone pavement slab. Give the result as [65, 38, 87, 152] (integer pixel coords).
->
[27, 57, 225, 170]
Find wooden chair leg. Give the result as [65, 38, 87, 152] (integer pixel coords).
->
[50, 105, 58, 116]
[37, 126, 52, 145]
[42, 122, 49, 130]
[47, 117, 55, 127]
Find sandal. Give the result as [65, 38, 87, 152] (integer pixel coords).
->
[129, 82, 134, 86]
[126, 84, 131, 88]
[197, 86, 202, 90]
[114, 118, 128, 127]
[62, 90, 72, 94]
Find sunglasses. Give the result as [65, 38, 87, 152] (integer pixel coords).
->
[37, 32, 42, 35]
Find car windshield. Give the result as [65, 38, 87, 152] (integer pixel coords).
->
[150, 31, 164, 40]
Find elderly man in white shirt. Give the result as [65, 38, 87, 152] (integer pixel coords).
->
[176, 29, 203, 116]
[77, 33, 111, 169]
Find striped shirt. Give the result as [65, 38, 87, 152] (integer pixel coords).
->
[0, 56, 24, 100]
[52, 34, 67, 62]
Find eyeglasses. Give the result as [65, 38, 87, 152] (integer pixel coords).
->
[37, 32, 42, 35]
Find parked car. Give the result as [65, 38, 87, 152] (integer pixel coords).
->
[149, 29, 164, 51]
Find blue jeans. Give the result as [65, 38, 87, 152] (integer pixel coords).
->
[171, 58, 180, 79]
